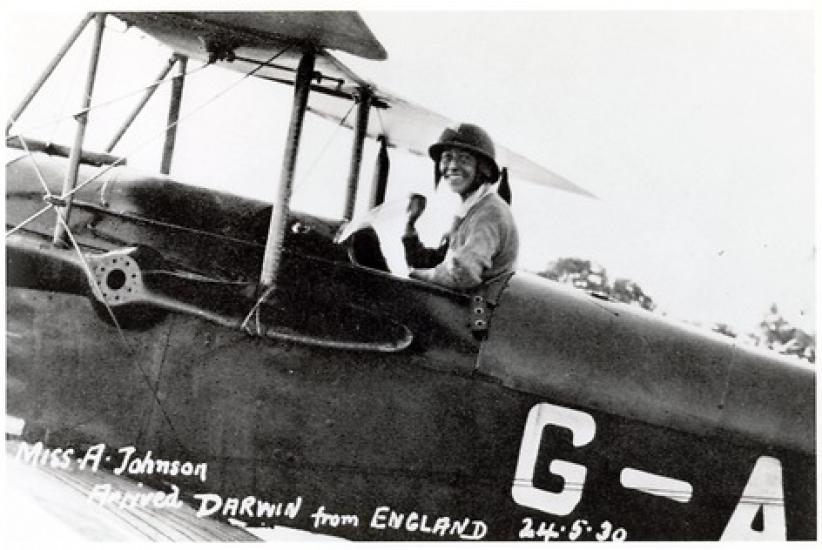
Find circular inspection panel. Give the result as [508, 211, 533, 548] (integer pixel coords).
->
[91, 254, 143, 306]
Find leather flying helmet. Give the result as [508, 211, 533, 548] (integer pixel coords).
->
[429, 123, 500, 183]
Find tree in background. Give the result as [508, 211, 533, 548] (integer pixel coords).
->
[537, 257, 656, 311]
[710, 304, 815, 364]
[711, 323, 738, 339]
[538, 258, 608, 293]
[537, 259, 814, 364]
[746, 304, 816, 364]
[611, 278, 656, 311]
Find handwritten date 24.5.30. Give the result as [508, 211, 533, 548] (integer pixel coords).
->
[519, 517, 628, 542]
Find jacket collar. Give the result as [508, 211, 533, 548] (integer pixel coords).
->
[456, 182, 497, 219]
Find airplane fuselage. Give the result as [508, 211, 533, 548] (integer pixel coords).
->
[6, 154, 816, 541]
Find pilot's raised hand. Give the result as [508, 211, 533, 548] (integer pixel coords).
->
[405, 193, 427, 233]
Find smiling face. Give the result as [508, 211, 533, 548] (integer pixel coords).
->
[439, 147, 480, 200]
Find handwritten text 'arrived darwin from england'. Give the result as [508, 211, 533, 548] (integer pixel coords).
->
[14, 441, 488, 540]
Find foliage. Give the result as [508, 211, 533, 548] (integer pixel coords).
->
[537, 259, 815, 365]
[737, 304, 815, 364]
[536, 257, 655, 311]
[711, 323, 737, 339]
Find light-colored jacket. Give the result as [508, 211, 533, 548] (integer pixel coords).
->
[405, 192, 518, 290]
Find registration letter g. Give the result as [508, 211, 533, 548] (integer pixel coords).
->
[512, 403, 596, 516]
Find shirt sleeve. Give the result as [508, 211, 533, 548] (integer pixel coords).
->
[409, 210, 501, 290]
[402, 230, 449, 268]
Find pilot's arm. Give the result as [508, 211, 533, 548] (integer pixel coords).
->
[409, 210, 501, 290]
[402, 232, 448, 268]
[402, 193, 448, 268]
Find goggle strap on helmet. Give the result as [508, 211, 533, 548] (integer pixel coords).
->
[498, 167, 511, 205]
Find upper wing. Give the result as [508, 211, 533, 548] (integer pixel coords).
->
[115, 11, 386, 60]
[114, 12, 593, 198]
[308, 88, 596, 198]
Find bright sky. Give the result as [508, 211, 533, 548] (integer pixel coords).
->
[2, 2, 817, 335]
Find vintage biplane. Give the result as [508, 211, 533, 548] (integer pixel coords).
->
[4, 11, 816, 541]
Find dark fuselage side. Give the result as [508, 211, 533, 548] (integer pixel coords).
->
[6, 155, 815, 540]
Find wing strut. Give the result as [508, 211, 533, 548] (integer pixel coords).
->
[260, 48, 316, 287]
[343, 88, 372, 220]
[369, 135, 390, 208]
[6, 14, 94, 135]
[52, 13, 106, 247]
[160, 55, 188, 174]
[105, 55, 180, 153]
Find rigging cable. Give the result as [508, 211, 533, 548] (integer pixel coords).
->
[8, 61, 210, 141]
[5, 48, 295, 453]
[52, 207, 195, 457]
[510, 478, 785, 505]
[58, 45, 293, 202]
[238, 90, 356, 330]
[293, 102, 356, 188]
[375, 105, 388, 139]
[5, 44, 295, 237]
[4, 205, 53, 239]
[11, 134, 53, 196]
[5, 43, 803, 508]
[5, 138, 239, 444]
[49, 30, 84, 145]
[240, 285, 276, 337]
[5, 134, 58, 238]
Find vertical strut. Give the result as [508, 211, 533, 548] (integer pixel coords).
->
[369, 135, 390, 208]
[260, 49, 316, 287]
[7, 13, 94, 135]
[160, 55, 187, 175]
[106, 55, 179, 153]
[343, 89, 371, 221]
[52, 13, 106, 247]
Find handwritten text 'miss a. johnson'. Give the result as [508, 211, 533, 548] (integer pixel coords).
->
[14, 440, 487, 540]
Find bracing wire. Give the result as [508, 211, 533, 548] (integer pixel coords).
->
[5, 37, 807, 507]
[292, 102, 356, 188]
[5, 44, 295, 242]
[59, 46, 292, 200]
[8, 61, 210, 141]
[240, 285, 276, 337]
[4, 205, 54, 239]
[5, 48, 294, 454]
[375, 106, 388, 139]
[53, 209, 194, 456]
[4, 134, 58, 238]
[16, 134, 54, 196]
[513, 477, 786, 505]
[50, 33, 84, 145]
[236, 86, 356, 330]
[6, 46, 299, 446]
